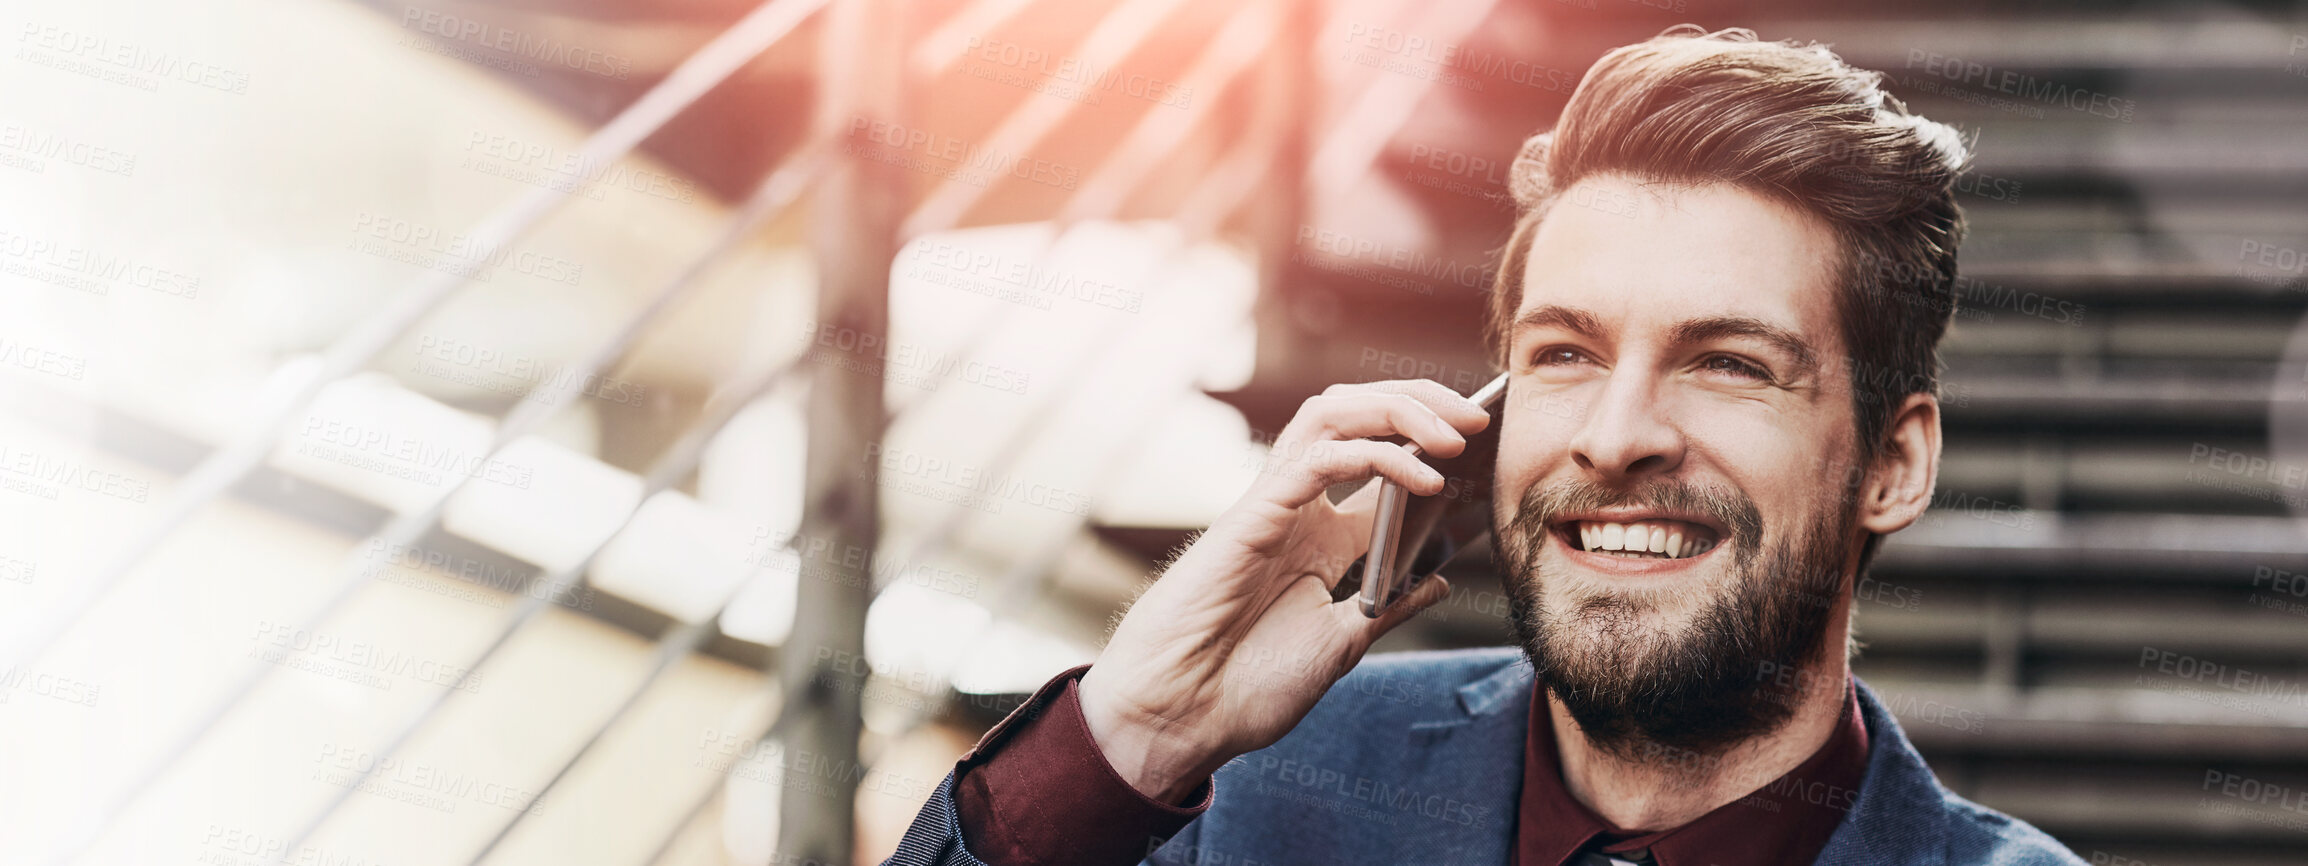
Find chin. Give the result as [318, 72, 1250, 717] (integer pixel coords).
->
[1494, 473, 1854, 755]
[1537, 546, 1718, 628]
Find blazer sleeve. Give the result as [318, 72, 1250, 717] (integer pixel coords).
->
[881, 772, 1214, 866]
[877, 666, 1214, 866]
[879, 772, 995, 866]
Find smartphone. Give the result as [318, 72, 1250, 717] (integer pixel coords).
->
[1351, 372, 1509, 618]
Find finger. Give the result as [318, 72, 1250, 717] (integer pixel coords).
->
[1330, 476, 1383, 523]
[1282, 391, 1469, 458]
[1322, 478, 1386, 554]
[1355, 575, 1452, 646]
[1252, 439, 1444, 513]
[1329, 379, 1492, 435]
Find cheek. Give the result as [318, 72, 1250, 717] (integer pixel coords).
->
[1491, 439, 1549, 533]
[1694, 413, 1831, 499]
[1494, 396, 1578, 497]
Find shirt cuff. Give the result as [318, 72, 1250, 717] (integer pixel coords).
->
[952, 664, 1214, 866]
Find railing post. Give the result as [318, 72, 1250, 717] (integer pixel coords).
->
[781, 0, 903, 861]
[1251, 0, 1319, 378]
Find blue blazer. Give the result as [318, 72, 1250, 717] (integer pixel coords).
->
[886, 647, 2087, 865]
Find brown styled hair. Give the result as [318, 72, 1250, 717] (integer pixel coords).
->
[1484, 25, 1970, 469]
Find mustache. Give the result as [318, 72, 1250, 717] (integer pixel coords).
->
[1506, 477, 1764, 559]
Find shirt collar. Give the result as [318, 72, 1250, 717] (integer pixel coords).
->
[1517, 675, 1872, 866]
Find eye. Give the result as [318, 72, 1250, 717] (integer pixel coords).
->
[1699, 354, 1770, 381]
[1530, 346, 1591, 368]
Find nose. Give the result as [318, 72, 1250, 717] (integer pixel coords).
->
[1566, 366, 1687, 481]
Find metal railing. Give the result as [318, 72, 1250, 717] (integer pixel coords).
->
[15, 0, 1533, 861]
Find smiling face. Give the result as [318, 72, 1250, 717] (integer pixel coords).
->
[1490, 173, 1869, 756]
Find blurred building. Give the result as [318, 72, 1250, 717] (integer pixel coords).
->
[0, 0, 2304, 864]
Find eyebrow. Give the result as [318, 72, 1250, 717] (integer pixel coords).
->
[1511, 305, 1821, 377]
[1512, 304, 1606, 340]
[1669, 315, 1820, 377]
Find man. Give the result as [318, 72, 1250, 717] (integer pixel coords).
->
[885, 25, 2085, 866]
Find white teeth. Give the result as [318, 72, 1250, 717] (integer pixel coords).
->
[1572, 520, 1715, 558]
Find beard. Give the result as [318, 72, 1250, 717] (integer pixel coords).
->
[1493, 475, 1852, 762]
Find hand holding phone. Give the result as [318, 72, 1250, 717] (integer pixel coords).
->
[1075, 378, 1490, 804]
[1352, 372, 1508, 618]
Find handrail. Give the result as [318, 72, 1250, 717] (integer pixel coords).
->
[911, 0, 1042, 77]
[17, 0, 1448, 859]
[274, 349, 808, 862]
[882, 0, 1281, 423]
[1305, 0, 1501, 203]
[629, 127, 1286, 866]
[900, 0, 1196, 237]
[0, 0, 837, 683]
[1059, 0, 1283, 223]
[46, 142, 832, 866]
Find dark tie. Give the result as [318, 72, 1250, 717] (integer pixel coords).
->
[1576, 846, 1656, 866]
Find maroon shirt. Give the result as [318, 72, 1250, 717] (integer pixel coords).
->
[948, 663, 1869, 866]
[1510, 678, 1869, 866]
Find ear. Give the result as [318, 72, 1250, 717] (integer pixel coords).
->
[1858, 392, 1941, 535]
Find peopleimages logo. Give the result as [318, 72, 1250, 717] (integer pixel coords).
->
[1294, 226, 1499, 293]
[0, 226, 201, 298]
[411, 334, 645, 407]
[1245, 754, 1490, 829]
[15, 21, 252, 95]
[463, 132, 694, 205]
[0, 666, 101, 707]
[400, 7, 632, 80]
[860, 442, 1092, 516]
[906, 239, 1143, 313]
[2188, 444, 2308, 490]
[2202, 769, 2308, 813]
[0, 122, 136, 177]
[1903, 49, 2136, 121]
[847, 116, 1081, 192]
[960, 36, 1193, 108]
[0, 440, 150, 503]
[2137, 646, 2308, 716]
[798, 320, 1033, 396]
[1339, 22, 1583, 95]
[2239, 239, 2308, 287]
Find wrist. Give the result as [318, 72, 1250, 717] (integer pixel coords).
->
[1078, 679, 1220, 805]
[1085, 711, 1214, 805]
